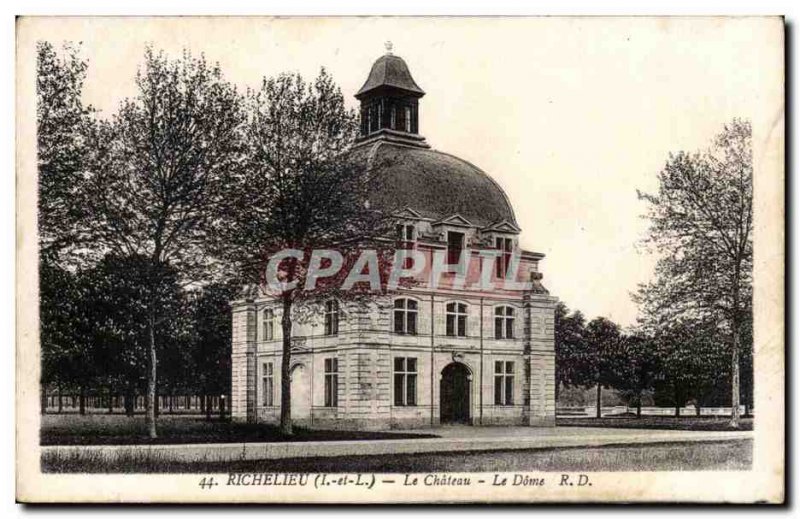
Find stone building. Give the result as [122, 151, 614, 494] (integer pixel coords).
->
[230, 47, 557, 429]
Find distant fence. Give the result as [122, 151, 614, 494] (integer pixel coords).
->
[557, 405, 751, 418]
[42, 392, 231, 417]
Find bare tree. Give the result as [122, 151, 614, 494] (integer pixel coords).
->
[636, 119, 752, 428]
[84, 47, 244, 437]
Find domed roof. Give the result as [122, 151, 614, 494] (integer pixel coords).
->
[362, 141, 517, 228]
[356, 54, 425, 98]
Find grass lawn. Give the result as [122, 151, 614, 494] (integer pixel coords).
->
[41, 439, 752, 473]
[557, 415, 753, 431]
[40, 414, 437, 446]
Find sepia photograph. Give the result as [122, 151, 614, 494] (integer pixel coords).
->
[14, 14, 784, 504]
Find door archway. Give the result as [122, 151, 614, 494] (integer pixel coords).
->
[440, 362, 471, 424]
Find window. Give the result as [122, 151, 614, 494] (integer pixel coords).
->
[447, 231, 465, 265]
[324, 358, 338, 407]
[394, 357, 417, 406]
[494, 361, 515, 405]
[262, 362, 274, 406]
[494, 306, 515, 339]
[446, 302, 468, 337]
[495, 237, 513, 278]
[377, 103, 383, 130]
[367, 106, 373, 133]
[262, 309, 274, 341]
[395, 223, 416, 242]
[404, 106, 412, 133]
[390, 106, 397, 129]
[396, 224, 416, 269]
[393, 298, 418, 334]
[324, 300, 339, 336]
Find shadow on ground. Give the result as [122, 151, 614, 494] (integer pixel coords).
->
[557, 415, 753, 431]
[40, 414, 437, 446]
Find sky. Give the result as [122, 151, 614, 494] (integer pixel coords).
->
[19, 16, 782, 326]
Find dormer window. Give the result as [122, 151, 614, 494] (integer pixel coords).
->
[495, 237, 513, 277]
[396, 223, 416, 242]
[391, 106, 397, 130]
[404, 106, 412, 133]
[447, 231, 465, 265]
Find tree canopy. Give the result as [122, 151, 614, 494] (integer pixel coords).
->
[636, 119, 753, 427]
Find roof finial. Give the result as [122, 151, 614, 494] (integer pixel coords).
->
[384, 41, 393, 55]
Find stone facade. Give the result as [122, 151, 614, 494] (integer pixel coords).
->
[230, 280, 557, 430]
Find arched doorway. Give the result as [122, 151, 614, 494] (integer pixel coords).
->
[290, 364, 311, 424]
[440, 362, 471, 424]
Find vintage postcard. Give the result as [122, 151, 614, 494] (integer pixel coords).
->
[15, 16, 784, 503]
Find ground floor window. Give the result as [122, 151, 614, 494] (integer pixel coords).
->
[324, 358, 338, 407]
[394, 357, 418, 406]
[262, 362, 274, 406]
[494, 361, 515, 405]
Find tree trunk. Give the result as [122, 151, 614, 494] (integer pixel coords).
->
[58, 387, 63, 413]
[729, 294, 741, 428]
[279, 296, 294, 435]
[744, 402, 751, 417]
[125, 386, 135, 417]
[674, 385, 680, 417]
[595, 384, 602, 418]
[695, 400, 701, 417]
[145, 313, 158, 438]
[79, 386, 86, 415]
[219, 395, 226, 421]
[636, 394, 642, 418]
[205, 394, 212, 422]
[108, 386, 114, 414]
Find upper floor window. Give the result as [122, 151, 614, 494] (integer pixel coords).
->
[446, 302, 467, 337]
[495, 237, 513, 278]
[324, 300, 339, 336]
[494, 306, 515, 339]
[404, 106, 412, 133]
[447, 231, 465, 265]
[262, 309, 275, 341]
[390, 106, 397, 130]
[393, 298, 418, 335]
[367, 106, 373, 133]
